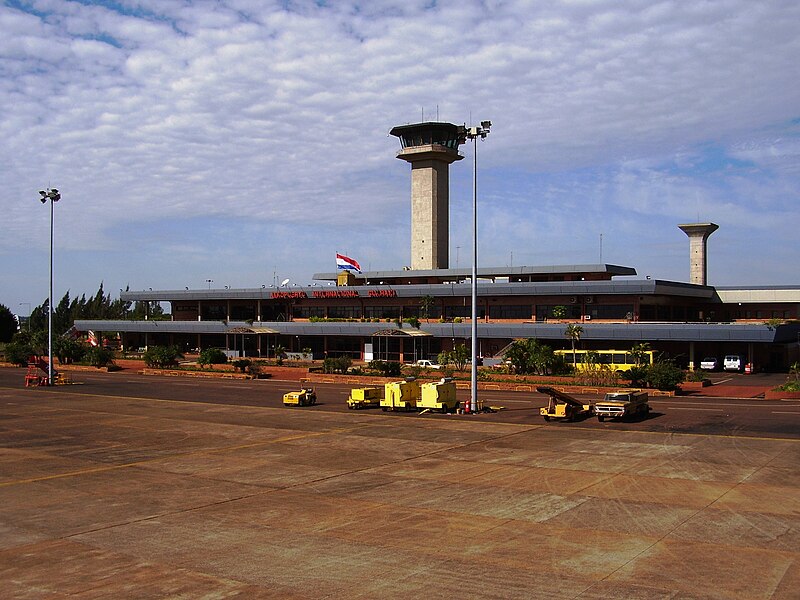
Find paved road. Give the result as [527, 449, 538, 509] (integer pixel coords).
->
[4, 368, 798, 439]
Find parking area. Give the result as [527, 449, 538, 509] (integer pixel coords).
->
[1, 382, 799, 598]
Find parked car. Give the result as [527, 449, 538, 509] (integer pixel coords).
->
[415, 359, 442, 370]
[700, 357, 719, 371]
[723, 355, 744, 372]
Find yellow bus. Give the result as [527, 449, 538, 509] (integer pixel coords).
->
[554, 349, 655, 372]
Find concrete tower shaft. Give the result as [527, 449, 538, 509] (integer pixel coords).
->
[679, 223, 719, 285]
[390, 122, 465, 270]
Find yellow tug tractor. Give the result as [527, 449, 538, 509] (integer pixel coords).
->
[536, 386, 593, 422]
[283, 386, 317, 407]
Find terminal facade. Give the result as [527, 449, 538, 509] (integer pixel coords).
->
[75, 122, 800, 371]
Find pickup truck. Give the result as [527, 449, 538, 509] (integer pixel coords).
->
[594, 390, 650, 422]
[415, 360, 442, 370]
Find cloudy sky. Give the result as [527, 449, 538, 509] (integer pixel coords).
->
[2, 0, 798, 314]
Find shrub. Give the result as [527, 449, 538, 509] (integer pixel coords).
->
[777, 362, 800, 391]
[406, 316, 420, 329]
[627, 365, 649, 387]
[369, 360, 402, 377]
[685, 369, 707, 382]
[232, 358, 251, 373]
[199, 348, 227, 367]
[550, 354, 572, 376]
[85, 346, 115, 368]
[4, 335, 35, 366]
[644, 360, 685, 391]
[576, 366, 621, 388]
[323, 356, 352, 374]
[143, 345, 183, 368]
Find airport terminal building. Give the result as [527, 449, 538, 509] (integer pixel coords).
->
[74, 122, 800, 371]
[74, 263, 800, 371]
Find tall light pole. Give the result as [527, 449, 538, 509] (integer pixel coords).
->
[465, 121, 491, 413]
[38, 187, 61, 386]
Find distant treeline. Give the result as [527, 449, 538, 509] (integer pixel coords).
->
[23, 283, 166, 336]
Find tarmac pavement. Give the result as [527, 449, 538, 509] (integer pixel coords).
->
[0, 379, 798, 598]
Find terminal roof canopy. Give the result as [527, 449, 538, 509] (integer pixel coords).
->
[389, 122, 466, 150]
[313, 264, 637, 285]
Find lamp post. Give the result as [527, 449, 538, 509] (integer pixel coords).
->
[464, 121, 491, 413]
[38, 187, 61, 386]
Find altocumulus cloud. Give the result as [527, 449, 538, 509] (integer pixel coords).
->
[0, 0, 798, 307]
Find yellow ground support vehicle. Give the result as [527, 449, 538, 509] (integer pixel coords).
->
[283, 386, 317, 407]
[380, 379, 420, 412]
[347, 386, 383, 409]
[594, 390, 649, 421]
[536, 386, 593, 422]
[417, 378, 459, 413]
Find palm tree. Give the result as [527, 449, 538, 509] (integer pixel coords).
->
[629, 342, 652, 367]
[419, 295, 435, 323]
[565, 324, 583, 367]
[273, 344, 286, 366]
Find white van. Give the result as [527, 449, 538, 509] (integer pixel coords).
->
[723, 355, 744, 372]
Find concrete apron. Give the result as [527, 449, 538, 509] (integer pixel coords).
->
[0, 387, 798, 598]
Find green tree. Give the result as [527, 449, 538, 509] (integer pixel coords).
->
[419, 295, 435, 323]
[4, 330, 45, 365]
[629, 343, 652, 367]
[53, 291, 72, 336]
[451, 343, 470, 372]
[564, 324, 583, 366]
[0, 304, 17, 343]
[551, 305, 567, 321]
[53, 337, 87, 365]
[504, 338, 555, 375]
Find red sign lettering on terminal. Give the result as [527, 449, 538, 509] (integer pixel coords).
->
[368, 289, 397, 297]
[312, 290, 359, 298]
[271, 291, 308, 299]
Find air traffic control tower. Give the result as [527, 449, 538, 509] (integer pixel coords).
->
[390, 122, 466, 270]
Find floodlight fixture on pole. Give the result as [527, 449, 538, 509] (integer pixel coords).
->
[38, 188, 61, 386]
[464, 121, 491, 413]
